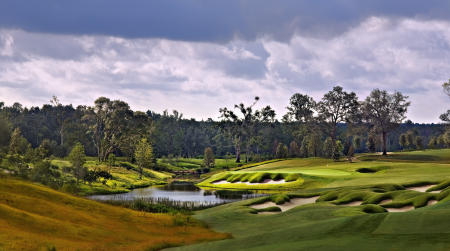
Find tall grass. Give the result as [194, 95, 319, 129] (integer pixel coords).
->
[100, 197, 228, 213]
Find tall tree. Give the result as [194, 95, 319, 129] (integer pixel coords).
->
[219, 97, 275, 163]
[317, 86, 359, 159]
[284, 93, 316, 123]
[288, 141, 300, 157]
[362, 89, 410, 155]
[84, 97, 133, 162]
[440, 80, 450, 122]
[203, 147, 215, 169]
[68, 142, 86, 184]
[135, 138, 154, 179]
[0, 116, 11, 148]
[9, 128, 30, 155]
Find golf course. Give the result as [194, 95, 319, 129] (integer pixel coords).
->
[168, 149, 450, 250]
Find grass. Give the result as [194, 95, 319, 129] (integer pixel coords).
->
[0, 176, 228, 251]
[168, 149, 450, 250]
[49, 159, 172, 195]
[199, 149, 450, 190]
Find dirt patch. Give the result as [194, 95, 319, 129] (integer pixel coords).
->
[385, 205, 415, 212]
[251, 196, 319, 213]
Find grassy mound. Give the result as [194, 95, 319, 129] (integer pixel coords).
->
[171, 189, 450, 251]
[0, 177, 228, 250]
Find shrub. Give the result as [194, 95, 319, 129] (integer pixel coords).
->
[61, 181, 79, 194]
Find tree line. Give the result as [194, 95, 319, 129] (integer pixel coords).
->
[0, 85, 449, 164]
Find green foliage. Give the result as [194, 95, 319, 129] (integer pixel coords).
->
[276, 143, 288, 159]
[68, 142, 87, 183]
[203, 147, 215, 169]
[9, 128, 30, 155]
[399, 133, 408, 150]
[333, 140, 344, 160]
[323, 137, 333, 158]
[366, 134, 376, 153]
[362, 89, 410, 155]
[415, 136, 424, 150]
[135, 138, 154, 179]
[0, 115, 11, 148]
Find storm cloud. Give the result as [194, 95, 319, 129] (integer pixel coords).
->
[1, 0, 450, 41]
[0, 2, 449, 123]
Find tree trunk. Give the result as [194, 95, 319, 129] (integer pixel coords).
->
[245, 143, 249, 163]
[60, 123, 64, 146]
[331, 125, 337, 160]
[235, 137, 241, 163]
[382, 131, 387, 155]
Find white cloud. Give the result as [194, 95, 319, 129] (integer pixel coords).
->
[0, 17, 449, 122]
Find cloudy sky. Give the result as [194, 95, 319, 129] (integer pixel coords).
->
[0, 0, 449, 123]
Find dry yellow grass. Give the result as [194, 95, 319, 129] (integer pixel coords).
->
[0, 177, 228, 251]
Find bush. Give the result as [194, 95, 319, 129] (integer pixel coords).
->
[61, 181, 79, 194]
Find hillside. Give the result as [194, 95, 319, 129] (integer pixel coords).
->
[0, 177, 227, 251]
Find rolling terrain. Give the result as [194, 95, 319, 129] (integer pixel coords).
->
[0, 177, 228, 251]
[173, 149, 450, 250]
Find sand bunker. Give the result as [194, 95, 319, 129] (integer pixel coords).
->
[258, 211, 279, 215]
[378, 199, 393, 205]
[340, 201, 363, 206]
[212, 180, 229, 185]
[212, 179, 288, 185]
[385, 205, 415, 212]
[250, 196, 319, 213]
[406, 185, 438, 193]
[427, 200, 438, 206]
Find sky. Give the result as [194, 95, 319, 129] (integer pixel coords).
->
[0, 0, 449, 123]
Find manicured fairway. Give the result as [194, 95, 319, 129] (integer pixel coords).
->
[199, 149, 450, 190]
[171, 198, 450, 251]
[172, 149, 450, 250]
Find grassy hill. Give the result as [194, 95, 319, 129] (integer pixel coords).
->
[0, 177, 228, 251]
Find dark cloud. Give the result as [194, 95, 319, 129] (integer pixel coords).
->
[2, 0, 450, 42]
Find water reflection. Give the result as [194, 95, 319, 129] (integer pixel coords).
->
[88, 181, 266, 206]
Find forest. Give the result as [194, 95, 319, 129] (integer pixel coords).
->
[0, 86, 448, 164]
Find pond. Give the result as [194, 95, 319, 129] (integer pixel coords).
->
[87, 181, 266, 206]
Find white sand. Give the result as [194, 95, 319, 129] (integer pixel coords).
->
[341, 201, 363, 206]
[258, 211, 279, 215]
[250, 201, 278, 210]
[406, 185, 436, 193]
[386, 205, 415, 212]
[212, 180, 229, 185]
[250, 196, 319, 213]
[262, 179, 286, 184]
[212, 179, 288, 185]
[427, 200, 438, 206]
[378, 199, 393, 205]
